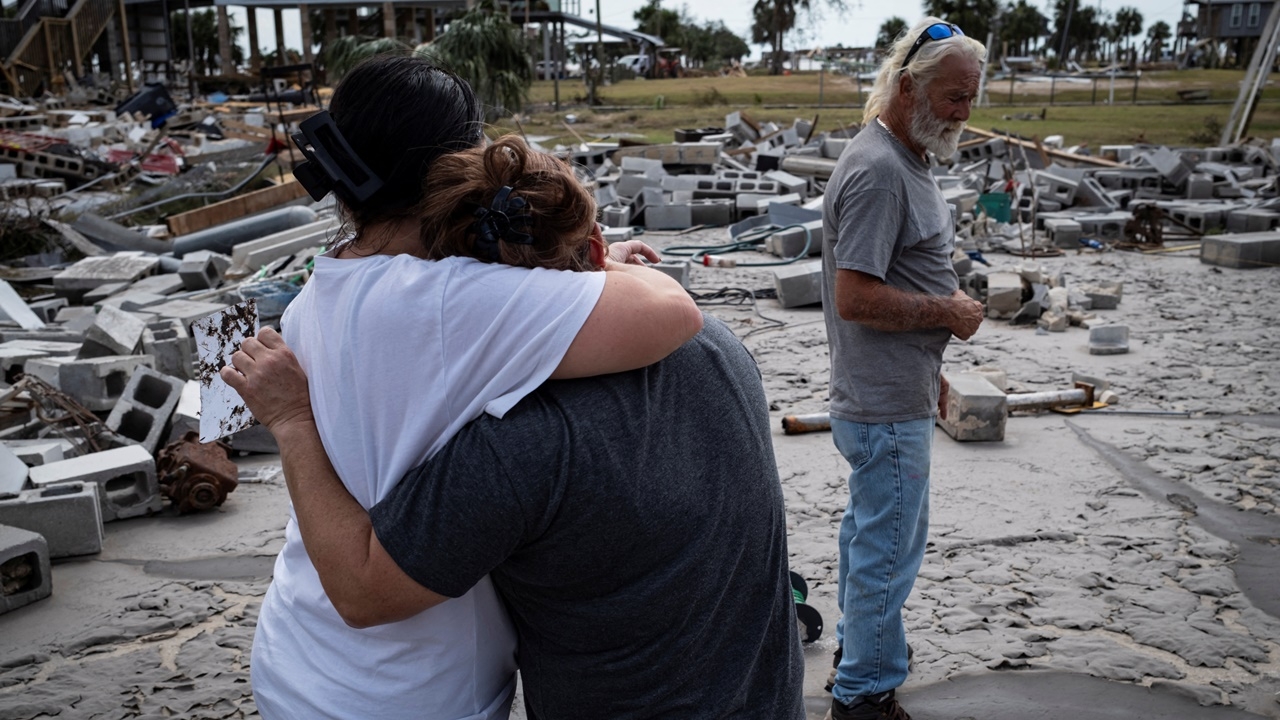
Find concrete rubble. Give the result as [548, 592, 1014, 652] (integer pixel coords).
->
[1, 119, 336, 616]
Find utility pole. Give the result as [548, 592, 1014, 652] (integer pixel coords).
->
[592, 0, 603, 105]
[1058, 0, 1075, 69]
[183, 0, 196, 98]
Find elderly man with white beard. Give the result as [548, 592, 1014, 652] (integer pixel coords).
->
[818, 17, 987, 720]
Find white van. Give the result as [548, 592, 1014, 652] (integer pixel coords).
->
[615, 54, 651, 76]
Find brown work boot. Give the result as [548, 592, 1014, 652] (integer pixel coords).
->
[827, 690, 911, 720]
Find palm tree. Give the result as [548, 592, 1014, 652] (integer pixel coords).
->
[1145, 20, 1171, 63]
[921, 0, 1000, 50]
[170, 9, 245, 75]
[876, 17, 908, 50]
[750, 0, 844, 75]
[1000, 0, 1048, 57]
[323, 36, 410, 82]
[1113, 6, 1143, 65]
[415, 1, 531, 121]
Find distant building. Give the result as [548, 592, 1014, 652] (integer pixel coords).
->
[1183, 0, 1278, 67]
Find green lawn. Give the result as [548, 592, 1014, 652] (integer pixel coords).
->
[503, 69, 1280, 150]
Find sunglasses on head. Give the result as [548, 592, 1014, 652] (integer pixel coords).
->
[900, 22, 964, 69]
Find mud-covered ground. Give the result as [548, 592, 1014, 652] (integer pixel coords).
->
[1, 233, 1277, 719]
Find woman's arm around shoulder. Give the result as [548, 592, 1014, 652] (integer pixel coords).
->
[551, 240, 702, 379]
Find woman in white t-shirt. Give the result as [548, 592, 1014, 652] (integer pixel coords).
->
[245, 55, 701, 720]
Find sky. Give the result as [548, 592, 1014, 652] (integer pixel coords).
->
[231, 0, 1191, 63]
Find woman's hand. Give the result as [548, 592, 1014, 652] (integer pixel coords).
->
[219, 327, 315, 433]
[606, 240, 662, 266]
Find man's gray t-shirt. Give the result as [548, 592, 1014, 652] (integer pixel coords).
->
[821, 121, 959, 423]
[370, 316, 804, 720]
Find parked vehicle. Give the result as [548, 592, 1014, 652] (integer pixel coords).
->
[615, 54, 651, 76]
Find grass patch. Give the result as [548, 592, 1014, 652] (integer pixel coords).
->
[510, 68, 1280, 149]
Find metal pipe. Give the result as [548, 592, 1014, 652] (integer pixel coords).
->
[781, 413, 831, 435]
[780, 155, 837, 179]
[170, 206, 318, 257]
[1006, 388, 1088, 412]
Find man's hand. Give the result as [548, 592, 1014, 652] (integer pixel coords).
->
[219, 327, 314, 433]
[947, 289, 985, 341]
[606, 240, 662, 266]
[937, 373, 950, 421]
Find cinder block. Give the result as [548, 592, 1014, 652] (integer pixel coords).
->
[0, 339, 80, 380]
[1200, 231, 1280, 269]
[937, 372, 1006, 442]
[772, 261, 823, 308]
[142, 319, 194, 380]
[644, 204, 693, 230]
[1043, 218, 1083, 249]
[2, 439, 70, 466]
[1226, 208, 1280, 234]
[79, 305, 147, 358]
[28, 445, 160, 521]
[650, 260, 690, 289]
[1142, 147, 1191, 187]
[1186, 173, 1214, 200]
[105, 366, 185, 454]
[601, 226, 634, 243]
[1077, 212, 1131, 242]
[735, 193, 774, 220]
[764, 170, 809, 197]
[660, 175, 700, 192]
[178, 250, 232, 291]
[1035, 172, 1078, 206]
[689, 199, 733, 227]
[1089, 325, 1130, 355]
[620, 156, 665, 175]
[766, 219, 823, 258]
[24, 355, 154, 412]
[0, 483, 102, 557]
[595, 184, 618, 208]
[616, 174, 661, 199]
[0, 525, 51, 614]
[0, 443, 26, 496]
[601, 204, 631, 228]
[1077, 281, 1123, 310]
[25, 298, 67, 324]
[691, 177, 738, 199]
[986, 273, 1024, 318]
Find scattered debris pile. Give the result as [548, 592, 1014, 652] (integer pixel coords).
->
[0, 199, 336, 614]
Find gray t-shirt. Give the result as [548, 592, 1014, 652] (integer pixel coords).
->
[820, 121, 959, 423]
[370, 316, 805, 720]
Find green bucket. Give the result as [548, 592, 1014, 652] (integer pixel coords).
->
[977, 192, 1012, 223]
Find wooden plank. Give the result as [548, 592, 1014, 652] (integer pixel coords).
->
[964, 126, 1123, 168]
[166, 180, 309, 237]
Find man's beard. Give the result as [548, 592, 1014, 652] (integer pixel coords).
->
[908, 93, 965, 159]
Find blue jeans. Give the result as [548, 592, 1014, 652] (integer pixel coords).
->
[830, 416, 933, 702]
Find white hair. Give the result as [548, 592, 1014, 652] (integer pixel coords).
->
[863, 17, 987, 121]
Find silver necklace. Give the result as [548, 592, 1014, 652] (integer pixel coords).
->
[876, 117, 925, 162]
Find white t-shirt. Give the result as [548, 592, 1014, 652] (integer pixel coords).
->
[251, 252, 606, 720]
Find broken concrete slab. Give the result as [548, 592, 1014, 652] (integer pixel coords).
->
[0, 280, 45, 331]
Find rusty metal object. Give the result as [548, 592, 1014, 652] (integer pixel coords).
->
[1122, 204, 1166, 247]
[5, 375, 112, 453]
[781, 413, 832, 435]
[156, 431, 239, 513]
